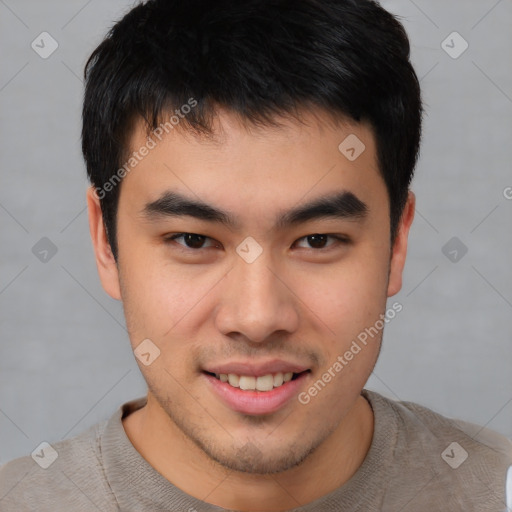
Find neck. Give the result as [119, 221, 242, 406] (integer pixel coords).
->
[123, 393, 374, 511]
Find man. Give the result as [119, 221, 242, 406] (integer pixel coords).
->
[1, 0, 511, 510]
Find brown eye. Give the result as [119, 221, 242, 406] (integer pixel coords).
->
[305, 234, 328, 249]
[294, 234, 349, 250]
[165, 233, 217, 249]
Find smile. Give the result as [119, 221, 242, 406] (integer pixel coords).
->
[209, 371, 303, 392]
[203, 370, 311, 415]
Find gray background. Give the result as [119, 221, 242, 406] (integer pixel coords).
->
[0, 0, 511, 465]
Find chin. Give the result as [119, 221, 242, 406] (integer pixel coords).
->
[204, 442, 315, 475]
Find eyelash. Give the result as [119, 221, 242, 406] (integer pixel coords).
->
[164, 233, 350, 251]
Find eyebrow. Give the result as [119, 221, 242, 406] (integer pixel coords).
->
[141, 190, 368, 231]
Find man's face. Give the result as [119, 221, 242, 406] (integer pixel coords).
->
[90, 108, 410, 474]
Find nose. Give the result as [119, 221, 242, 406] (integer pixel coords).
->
[214, 250, 300, 344]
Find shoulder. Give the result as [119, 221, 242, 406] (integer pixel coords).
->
[394, 394, 512, 461]
[0, 419, 118, 512]
[364, 390, 512, 510]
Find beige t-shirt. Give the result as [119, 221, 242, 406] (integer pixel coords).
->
[1, 389, 511, 511]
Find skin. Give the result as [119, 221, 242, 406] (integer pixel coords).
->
[87, 107, 415, 511]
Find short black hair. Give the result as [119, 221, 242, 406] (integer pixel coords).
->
[82, 0, 422, 261]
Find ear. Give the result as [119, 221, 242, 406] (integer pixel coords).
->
[387, 191, 415, 297]
[86, 186, 122, 300]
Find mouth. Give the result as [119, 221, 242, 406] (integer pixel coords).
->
[202, 370, 311, 415]
[203, 370, 310, 392]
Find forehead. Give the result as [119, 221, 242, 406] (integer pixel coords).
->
[119, 108, 387, 230]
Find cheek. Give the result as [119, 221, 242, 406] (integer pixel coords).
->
[295, 247, 389, 334]
[121, 265, 197, 337]
[298, 263, 387, 408]
[119, 264, 206, 389]
[118, 244, 227, 370]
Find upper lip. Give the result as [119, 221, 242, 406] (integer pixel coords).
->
[203, 360, 310, 377]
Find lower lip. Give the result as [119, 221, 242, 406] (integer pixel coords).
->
[203, 372, 309, 415]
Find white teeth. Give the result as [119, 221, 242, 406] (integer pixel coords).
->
[256, 374, 274, 391]
[216, 371, 302, 391]
[228, 374, 240, 387]
[239, 376, 256, 390]
[273, 373, 284, 387]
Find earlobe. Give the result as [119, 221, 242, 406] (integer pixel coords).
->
[86, 186, 122, 300]
[387, 191, 415, 297]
